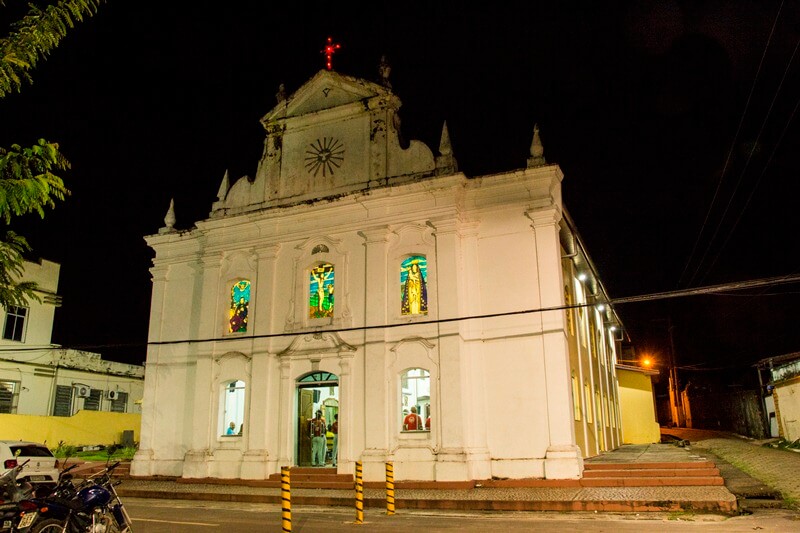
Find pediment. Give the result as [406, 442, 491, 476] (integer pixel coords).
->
[261, 70, 390, 123]
[278, 331, 356, 357]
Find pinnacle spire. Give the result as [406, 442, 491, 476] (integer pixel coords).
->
[217, 169, 230, 201]
[435, 120, 458, 175]
[527, 123, 547, 168]
[159, 198, 176, 234]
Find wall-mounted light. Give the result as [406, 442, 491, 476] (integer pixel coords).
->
[597, 304, 606, 312]
[578, 273, 588, 282]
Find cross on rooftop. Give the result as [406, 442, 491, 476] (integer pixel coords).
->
[322, 37, 341, 70]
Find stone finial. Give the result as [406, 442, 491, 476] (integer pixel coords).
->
[275, 83, 287, 104]
[527, 123, 547, 168]
[159, 198, 176, 234]
[217, 169, 230, 201]
[435, 120, 458, 175]
[378, 55, 392, 89]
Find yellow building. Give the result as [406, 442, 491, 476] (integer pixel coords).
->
[616, 364, 661, 444]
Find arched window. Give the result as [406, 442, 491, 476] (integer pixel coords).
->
[571, 372, 581, 421]
[400, 256, 428, 316]
[584, 382, 593, 423]
[309, 263, 334, 318]
[229, 280, 251, 333]
[401, 368, 430, 431]
[220, 379, 246, 436]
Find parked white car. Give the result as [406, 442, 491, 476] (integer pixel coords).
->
[0, 440, 59, 486]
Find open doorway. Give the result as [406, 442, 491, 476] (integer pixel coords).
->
[296, 371, 339, 466]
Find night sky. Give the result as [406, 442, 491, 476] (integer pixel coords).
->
[2, 2, 798, 385]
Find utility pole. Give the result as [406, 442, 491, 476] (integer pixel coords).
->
[667, 316, 684, 427]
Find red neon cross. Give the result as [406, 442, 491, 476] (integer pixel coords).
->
[322, 37, 341, 70]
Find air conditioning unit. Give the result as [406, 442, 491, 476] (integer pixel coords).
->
[107, 390, 119, 400]
[77, 386, 91, 398]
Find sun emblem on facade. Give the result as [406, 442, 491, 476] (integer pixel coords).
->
[305, 137, 345, 177]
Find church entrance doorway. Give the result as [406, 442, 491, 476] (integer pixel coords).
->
[296, 371, 339, 467]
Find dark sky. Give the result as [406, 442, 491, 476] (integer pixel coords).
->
[2, 1, 798, 384]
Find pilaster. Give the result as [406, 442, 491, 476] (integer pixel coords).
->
[527, 208, 583, 478]
[361, 227, 390, 452]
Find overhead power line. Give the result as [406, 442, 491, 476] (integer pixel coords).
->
[2, 274, 798, 354]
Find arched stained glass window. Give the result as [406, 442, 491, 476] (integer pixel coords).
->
[309, 263, 334, 318]
[229, 280, 250, 333]
[401, 256, 428, 315]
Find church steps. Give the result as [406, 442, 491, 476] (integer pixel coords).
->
[582, 467, 721, 478]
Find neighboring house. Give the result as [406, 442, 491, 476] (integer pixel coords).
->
[616, 363, 660, 444]
[0, 259, 144, 417]
[755, 352, 800, 442]
[133, 66, 624, 483]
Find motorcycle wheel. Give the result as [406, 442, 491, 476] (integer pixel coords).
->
[30, 518, 66, 532]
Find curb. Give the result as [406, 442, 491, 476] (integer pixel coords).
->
[116, 488, 738, 514]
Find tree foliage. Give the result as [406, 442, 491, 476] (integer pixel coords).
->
[0, 0, 103, 98]
[0, 0, 103, 309]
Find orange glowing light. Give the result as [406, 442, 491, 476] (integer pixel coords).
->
[642, 357, 653, 368]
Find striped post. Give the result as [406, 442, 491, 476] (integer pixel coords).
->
[281, 466, 291, 532]
[355, 460, 364, 524]
[385, 461, 395, 515]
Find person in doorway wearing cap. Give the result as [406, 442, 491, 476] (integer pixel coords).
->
[310, 409, 327, 466]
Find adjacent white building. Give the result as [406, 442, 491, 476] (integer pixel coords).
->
[132, 66, 622, 482]
[0, 259, 144, 417]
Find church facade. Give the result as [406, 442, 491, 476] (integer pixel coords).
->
[131, 66, 623, 482]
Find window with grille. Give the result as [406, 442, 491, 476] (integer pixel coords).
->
[84, 389, 101, 410]
[53, 385, 73, 417]
[0, 381, 18, 413]
[110, 391, 128, 413]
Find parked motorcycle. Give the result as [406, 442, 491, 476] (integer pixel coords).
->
[0, 459, 38, 532]
[28, 462, 131, 533]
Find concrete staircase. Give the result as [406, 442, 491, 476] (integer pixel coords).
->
[580, 460, 724, 487]
[264, 467, 354, 489]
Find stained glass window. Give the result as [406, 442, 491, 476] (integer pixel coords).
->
[401, 256, 428, 315]
[309, 263, 334, 318]
[229, 280, 250, 333]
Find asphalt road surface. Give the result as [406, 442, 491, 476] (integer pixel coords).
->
[123, 497, 800, 532]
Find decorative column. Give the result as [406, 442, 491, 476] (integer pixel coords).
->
[430, 217, 471, 480]
[184, 256, 221, 478]
[276, 358, 295, 467]
[243, 245, 281, 479]
[131, 264, 168, 477]
[337, 355, 354, 470]
[360, 227, 390, 479]
[527, 207, 583, 479]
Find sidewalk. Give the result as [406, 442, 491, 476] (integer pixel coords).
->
[111, 435, 765, 515]
[662, 428, 800, 510]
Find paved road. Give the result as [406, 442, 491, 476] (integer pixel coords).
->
[124, 497, 800, 532]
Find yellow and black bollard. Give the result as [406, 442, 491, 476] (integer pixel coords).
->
[355, 460, 364, 524]
[385, 461, 395, 515]
[281, 466, 291, 532]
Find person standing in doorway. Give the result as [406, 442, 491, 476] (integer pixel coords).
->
[310, 410, 327, 466]
[331, 414, 339, 467]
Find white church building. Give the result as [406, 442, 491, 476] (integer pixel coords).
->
[131, 62, 623, 482]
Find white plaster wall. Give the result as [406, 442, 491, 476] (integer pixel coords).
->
[776, 380, 800, 442]
[137, 160, 601, 481]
